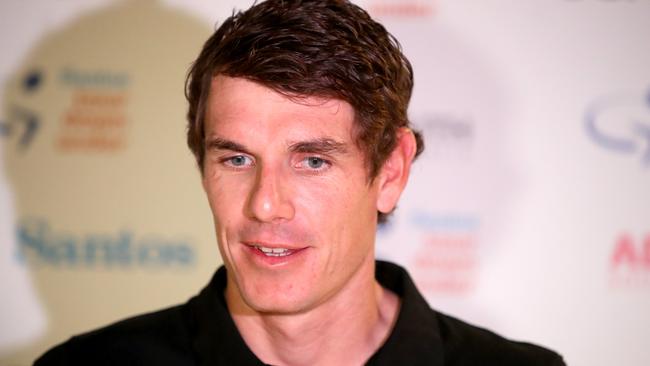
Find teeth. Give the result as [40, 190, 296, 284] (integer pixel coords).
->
[256, 245, 292, 257]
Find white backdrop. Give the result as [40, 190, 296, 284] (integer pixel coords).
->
[1, 1, 649, 365]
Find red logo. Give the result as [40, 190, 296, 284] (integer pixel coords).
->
[412, 232, 478, 295]
[609, 233, 650, 287]
[368, 1, 436, 18]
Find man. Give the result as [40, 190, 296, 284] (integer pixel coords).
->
[36, 0, 565, 365]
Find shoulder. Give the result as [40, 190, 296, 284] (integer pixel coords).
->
[436, 311, 566, 366]
[374, 261, 565, 365]
[34, 304, 196, 366]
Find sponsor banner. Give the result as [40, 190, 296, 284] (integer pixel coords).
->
[16, 217, 195, 269]
[409, 211, 480, 295]
[1, 1, 650, 366]
[1, 2, 214, 364]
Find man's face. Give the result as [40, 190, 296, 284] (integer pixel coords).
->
[202, 76, 383, 314]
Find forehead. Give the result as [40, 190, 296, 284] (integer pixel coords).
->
[204, 76, 356, 141]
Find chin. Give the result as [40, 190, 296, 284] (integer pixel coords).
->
[236, 280, 317, 315]
[244, 294, 312, 315]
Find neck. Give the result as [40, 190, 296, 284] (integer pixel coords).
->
[226, 259, 400, 366]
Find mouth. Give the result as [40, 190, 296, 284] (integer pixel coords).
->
[244, 242, 309, 262]
[254, 245, 296, 257]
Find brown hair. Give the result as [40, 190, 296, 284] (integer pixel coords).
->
[186, 0, 424, 222]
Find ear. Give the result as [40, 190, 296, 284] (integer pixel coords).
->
[376, 127, 418, 214]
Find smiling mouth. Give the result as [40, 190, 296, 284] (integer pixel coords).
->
[255, 245, 294, 257]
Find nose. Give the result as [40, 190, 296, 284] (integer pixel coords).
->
[245, 163, 295, 222]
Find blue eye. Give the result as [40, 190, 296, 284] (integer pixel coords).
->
[226, 155, 252, 167]
[302, 156, 330, 170]
[307, 157, 324, 169]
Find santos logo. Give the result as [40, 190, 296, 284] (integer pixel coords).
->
[16, 218, 195, 268]
[585, 87, 650, 166]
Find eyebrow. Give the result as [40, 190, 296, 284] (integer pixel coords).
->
[204, 136, 349, 156]
[205, 137, 252, 155]
[288, 138, 349, 155]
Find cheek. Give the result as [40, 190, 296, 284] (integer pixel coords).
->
[203, 175, 222, 213]
[293, 175, 374, 234]
[204, 174, 249, 223]
[293, 177, 349, 216]
[205, 175, 252, 261]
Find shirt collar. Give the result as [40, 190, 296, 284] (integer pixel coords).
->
[367, 260, 444, 365]
[189, 266, 265, 365]
[188, 260, 444, 365]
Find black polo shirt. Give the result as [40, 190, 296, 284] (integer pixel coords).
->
[35, 261, 565, 365]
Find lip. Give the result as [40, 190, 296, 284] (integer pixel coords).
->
[242, 241, 310, 267]
[242, 241, 309, 251]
